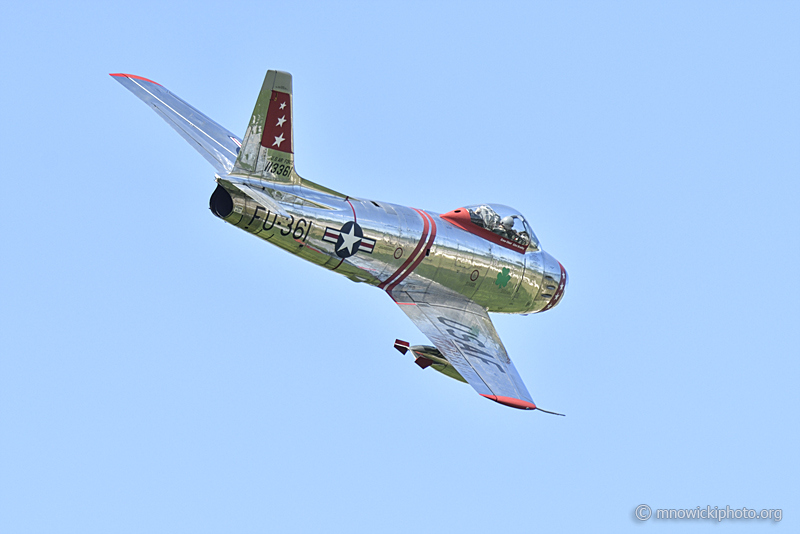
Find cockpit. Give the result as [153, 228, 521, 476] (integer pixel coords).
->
[465, 204, 539, 249]
[441, 204, 540, 253]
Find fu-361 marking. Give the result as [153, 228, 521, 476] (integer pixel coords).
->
[244, 205, 312, 242]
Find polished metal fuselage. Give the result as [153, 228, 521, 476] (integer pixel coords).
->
[215, 177, 565, 314]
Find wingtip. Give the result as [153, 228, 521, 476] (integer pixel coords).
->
[481, 394, 537, 411]
[109, 73, 162, 86]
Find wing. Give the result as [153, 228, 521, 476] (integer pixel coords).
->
[110, 73, 241, 174]
[392, 288, 541, 411]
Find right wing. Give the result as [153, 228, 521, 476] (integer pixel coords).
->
[110, 73, 241, 174]
[393, 289, 550, 411]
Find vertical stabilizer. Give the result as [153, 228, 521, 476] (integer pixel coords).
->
[232, 70, 299, 184]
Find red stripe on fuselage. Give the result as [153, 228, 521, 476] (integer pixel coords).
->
[385, 210, 437, 294]
[378, 209, 430, 290]
[346, 198, 357, 222]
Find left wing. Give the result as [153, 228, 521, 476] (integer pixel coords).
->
[393, 289, 550, 411]
[110, 73, 241, 174]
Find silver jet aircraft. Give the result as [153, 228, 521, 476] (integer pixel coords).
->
[112, 70, 568, 412]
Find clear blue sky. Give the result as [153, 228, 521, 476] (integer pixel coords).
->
[2, 1, 798, 532]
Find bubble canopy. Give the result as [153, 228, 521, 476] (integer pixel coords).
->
[440, 204, 540, 253]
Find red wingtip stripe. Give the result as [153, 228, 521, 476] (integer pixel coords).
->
[109, 73, 162, 86]
[481, 394, 537, 410]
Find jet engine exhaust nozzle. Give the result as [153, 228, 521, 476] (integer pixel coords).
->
[209, 184, 233, 219]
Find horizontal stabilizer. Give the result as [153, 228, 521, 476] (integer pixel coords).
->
[230, 182, 290, 217]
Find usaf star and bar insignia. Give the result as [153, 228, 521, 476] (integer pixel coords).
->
[323, 221, 376, 258]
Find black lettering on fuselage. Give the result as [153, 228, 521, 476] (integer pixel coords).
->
[262, 210, 278, 231]
[245, 205, 268, 230]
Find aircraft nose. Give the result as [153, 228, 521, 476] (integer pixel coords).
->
[540, 252, 567, 312]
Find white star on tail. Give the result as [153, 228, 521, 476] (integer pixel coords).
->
[276, 115, 286, 127]
[272, 133, 285, 147]
[279, 101, 286, 110]
[337, 225, 362, 255]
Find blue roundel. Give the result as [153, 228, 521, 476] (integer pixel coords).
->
[335, 221, 364, 258]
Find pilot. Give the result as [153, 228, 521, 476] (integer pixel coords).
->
[473, 205, 500, 229]
[497, 215, 516, 240]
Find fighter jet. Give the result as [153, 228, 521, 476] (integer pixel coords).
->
[111, 70, 568, 412]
